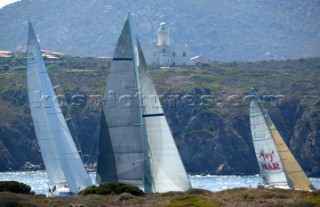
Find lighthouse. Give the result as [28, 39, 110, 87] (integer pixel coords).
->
[157, 22, 169, 47]
[142, 22, 193, 67]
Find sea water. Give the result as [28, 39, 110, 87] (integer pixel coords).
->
[0, 171, 319, 195]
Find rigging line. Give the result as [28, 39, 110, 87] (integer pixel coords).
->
[84, 110, 100, 168]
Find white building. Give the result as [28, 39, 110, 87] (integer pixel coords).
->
[191, 55, 211, 66]
[143, 22, 193, 67]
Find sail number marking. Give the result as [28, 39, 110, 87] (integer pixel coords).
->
[259, 149, 281, 170]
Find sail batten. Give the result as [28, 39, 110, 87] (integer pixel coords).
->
[113, 58, 133, 61]
[250, 92, 314, 191]
[27, 19, 91, 194]
[142, 113, 165, 117]
[253, 138, 274, 141]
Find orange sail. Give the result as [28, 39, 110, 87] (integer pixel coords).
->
[269, 123, 314, 191]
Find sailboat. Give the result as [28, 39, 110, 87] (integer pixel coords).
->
[96, 14, 191, 193]
[249, 89, 314, 191]
[27, 19, 92, 195]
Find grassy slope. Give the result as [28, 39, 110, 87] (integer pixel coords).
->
[0, 188, 319, 207]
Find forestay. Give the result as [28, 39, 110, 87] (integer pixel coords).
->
[27, 20, 92, 193]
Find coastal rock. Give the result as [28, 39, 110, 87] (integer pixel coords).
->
[0, 57, 319, 177]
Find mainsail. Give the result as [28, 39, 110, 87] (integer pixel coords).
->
[137, 39, 191, 193]
[27, 20, 92, 194]
[249, 91, 314, 191]
[96, 15, 144, 185]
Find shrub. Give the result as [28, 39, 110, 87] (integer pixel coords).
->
[294, 194, 320, 207]
[166, 195, 219, 207]
[117, 183, 144, 196]
[0, 181, 34, 194]
[79, 183, 144, 196]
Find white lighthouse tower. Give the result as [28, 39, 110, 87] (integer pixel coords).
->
[157, 22, 169, 47]
[142, 22, 193, 67]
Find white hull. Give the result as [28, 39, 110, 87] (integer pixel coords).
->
[258, 183, 291, 190]
[47, 186, 73, 197]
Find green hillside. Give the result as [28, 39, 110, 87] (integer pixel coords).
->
[0, 54, 319, 176]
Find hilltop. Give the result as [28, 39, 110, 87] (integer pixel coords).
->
[0, 0, 319, 61]
[0, 54, 319, 177]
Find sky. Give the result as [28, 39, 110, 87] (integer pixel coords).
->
[0, 0, 20, 9]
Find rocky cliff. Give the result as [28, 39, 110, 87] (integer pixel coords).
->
[0, 55, 319, 176]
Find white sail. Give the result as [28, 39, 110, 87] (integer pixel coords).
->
[250, 93, 314, 191]
[27, 20, 92, 194]
[250, 98, 289, 188]
[137, 39, 191, 193]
